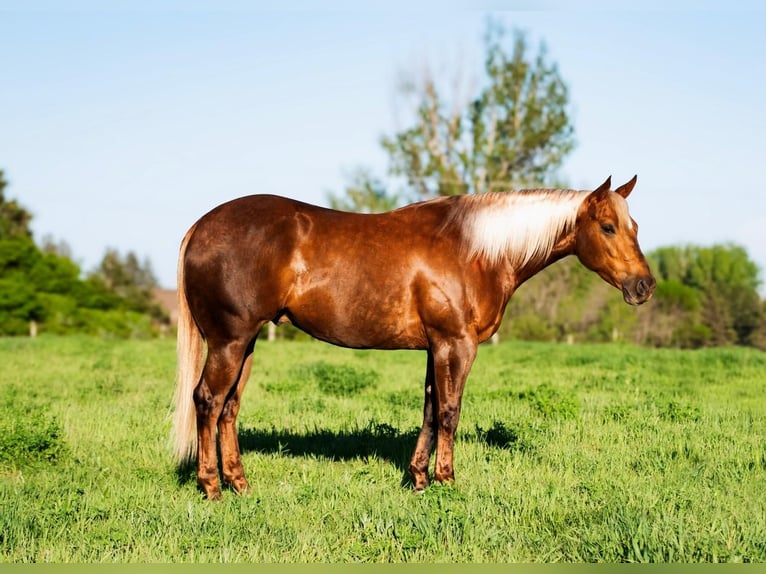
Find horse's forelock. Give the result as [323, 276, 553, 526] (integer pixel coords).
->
[607, 192, 634, 230]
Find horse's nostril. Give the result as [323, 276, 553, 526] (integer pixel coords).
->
[634, 276, 656, 300]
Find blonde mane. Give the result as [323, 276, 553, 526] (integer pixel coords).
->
[449, 189, 589, 267]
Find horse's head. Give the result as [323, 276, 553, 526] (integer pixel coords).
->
[575, 176, 656, 306]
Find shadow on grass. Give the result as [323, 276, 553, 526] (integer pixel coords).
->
[174, 422, 421, 489]
[175, 459, 198, 488]
[238, 422, 421, 486]
[175, 419, 527, 491]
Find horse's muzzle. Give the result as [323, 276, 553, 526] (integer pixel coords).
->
[622, 275, 656, 306]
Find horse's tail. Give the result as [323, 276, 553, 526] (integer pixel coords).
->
[173, 223, 204, 465]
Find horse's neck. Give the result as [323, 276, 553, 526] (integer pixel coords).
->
[508, 226, 577, 288]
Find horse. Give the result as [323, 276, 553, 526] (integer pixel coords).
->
[173, 175, 655, 500]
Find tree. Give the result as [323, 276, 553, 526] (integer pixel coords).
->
[328, 19, 575, 210]
[327, 168, 399, 213]
[0, 234, 45, 334]
[0, 170, 33, 239]
[0, 169, 167, 336]
[648, 244, 762, 347]
[89, 248, 167, 322]
[501, 243, 764, 349]
[41, 234, 74, 260]
[381, 20, 575, 200]
[751, 301, 766, 351]
[640, 279, 708, 348]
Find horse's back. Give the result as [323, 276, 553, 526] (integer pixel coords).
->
[188, 193, 454, 260]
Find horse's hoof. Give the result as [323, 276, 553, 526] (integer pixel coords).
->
[206, 489, 223, 501]
[199, 480, 223, 501]
[230, 479, 252, 496]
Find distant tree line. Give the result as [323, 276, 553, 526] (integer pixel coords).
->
[502, 245, 765, 350]
[0, 170, 168, 337]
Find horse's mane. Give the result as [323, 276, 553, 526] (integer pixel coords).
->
[445, 189, 589, 267]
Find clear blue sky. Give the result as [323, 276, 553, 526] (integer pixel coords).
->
[1, 5, 764, 290]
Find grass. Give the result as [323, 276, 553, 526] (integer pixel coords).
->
[1, 335, 765, 562]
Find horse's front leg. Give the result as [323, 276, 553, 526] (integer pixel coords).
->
[409, 350, 436, 491]
[430, 335, 477, 485]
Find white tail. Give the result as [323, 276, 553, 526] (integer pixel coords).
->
[173, 224, 205, 464]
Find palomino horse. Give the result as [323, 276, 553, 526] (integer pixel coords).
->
[174, 176, 655, 500]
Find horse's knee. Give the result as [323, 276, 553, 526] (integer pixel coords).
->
[438, 404, 460, 433]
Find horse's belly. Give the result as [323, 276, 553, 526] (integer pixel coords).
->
[283, 297, 427, 350]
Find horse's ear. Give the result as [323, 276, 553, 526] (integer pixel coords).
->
[615, 175, 637, 199]
[593, 176, 612, 196]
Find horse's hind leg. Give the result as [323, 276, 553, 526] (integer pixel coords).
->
[218, 338, 256, 494]
[194, 338, 250, 500]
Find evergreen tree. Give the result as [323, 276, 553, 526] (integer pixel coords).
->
[0, 170, 33, 239]
[0, 169, 164, 336]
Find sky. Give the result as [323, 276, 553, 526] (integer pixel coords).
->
[1, 4, 765, 290]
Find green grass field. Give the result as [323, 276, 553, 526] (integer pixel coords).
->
[1, 335, 765, 562]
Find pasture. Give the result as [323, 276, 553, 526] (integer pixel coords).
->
[1, 335, 765, 562]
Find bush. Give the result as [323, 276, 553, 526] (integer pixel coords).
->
[518, 383, 579, 420]
[672, 322, 712, 349]
[506, 314, 557, 342]
[0, 407, 67, 468]
[297, 362, 380, 397]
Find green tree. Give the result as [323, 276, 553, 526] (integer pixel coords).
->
[751, 300, 766, 351]
[327, 168, 399, 213]
[381, 20, 575, 199]
[0, 182, 57, 334]
[0, 170, 33, 239]
[330, 19, 575, 210]
[0, 170, 164, 337]
[89, 248, 166, 322]
[503, 244, 763, 349]
[639, 279, 708, 348]
[648, 244, 762, 347]
[0, 235, 45, 334]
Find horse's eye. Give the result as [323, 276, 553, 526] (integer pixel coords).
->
[601, 223, 616, 235]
